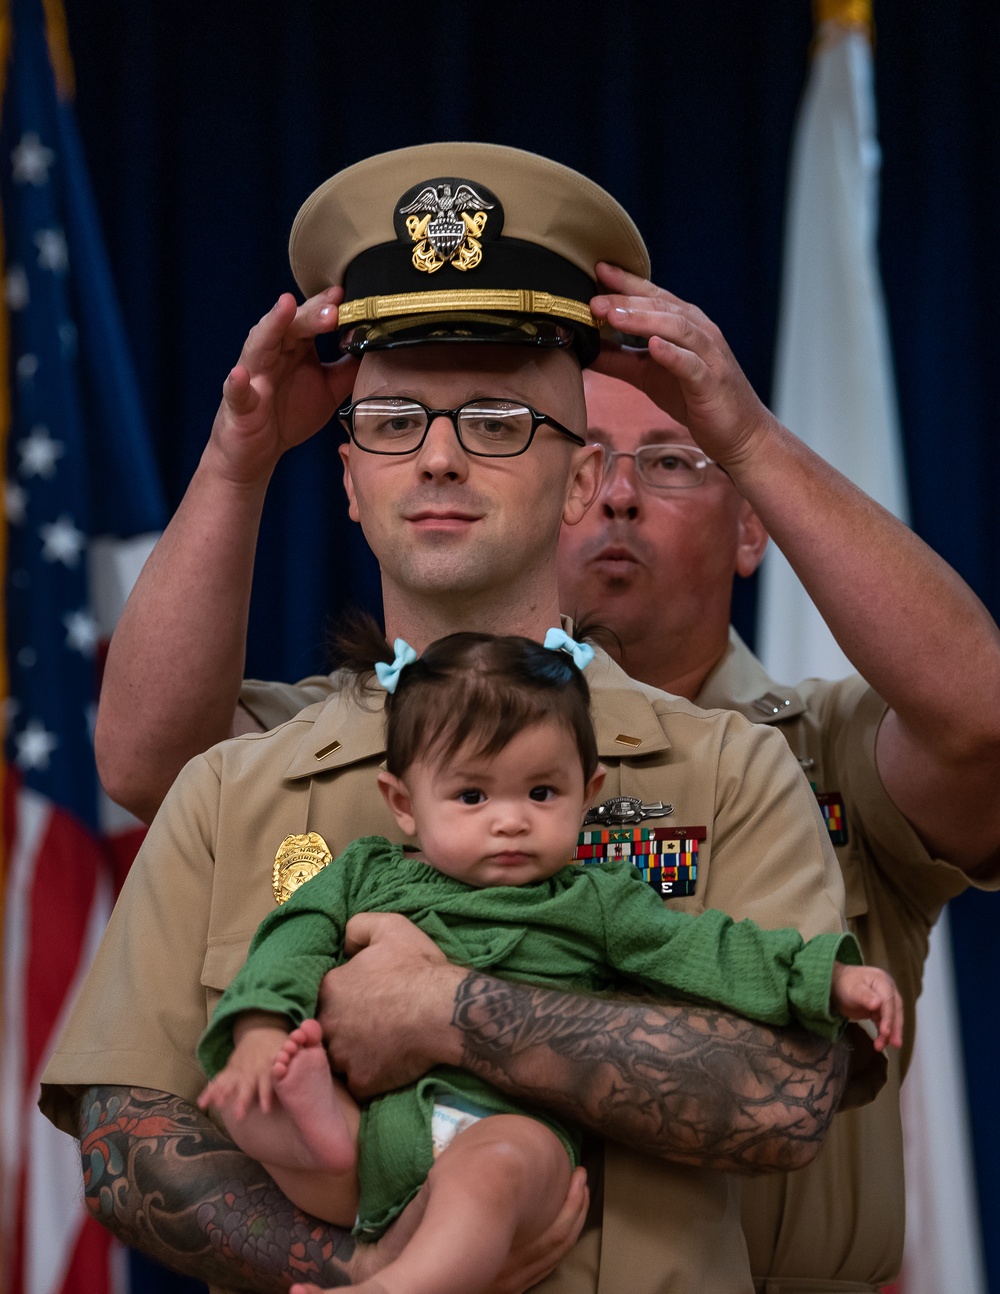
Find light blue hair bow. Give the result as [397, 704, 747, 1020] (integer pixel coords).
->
[543, 627, 595, 671]
[375, 638, 418, 694]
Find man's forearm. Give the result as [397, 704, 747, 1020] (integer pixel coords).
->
[78, 1085, 356, 1291]
[94, 456, 267, 823]
[452, 974, 849, 1174]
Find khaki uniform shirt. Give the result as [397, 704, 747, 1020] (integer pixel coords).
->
[41, 649, 868, 1294]
[698, 630, 1000, 1293]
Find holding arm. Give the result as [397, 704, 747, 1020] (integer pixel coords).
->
[94, 289, 358, 823]
[80, 1084, 588, 1292]
[79, 1085, 362, 1292]
[318, 912, 852, 1176]
[590, 262, 1000, 873]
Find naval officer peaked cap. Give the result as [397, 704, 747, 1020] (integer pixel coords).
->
[288, 142, 651, 365]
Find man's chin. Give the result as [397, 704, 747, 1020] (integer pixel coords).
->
[393, 558, 504, 600]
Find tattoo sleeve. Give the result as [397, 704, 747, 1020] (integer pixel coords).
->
[452, 976, 850, 1173]
[78, 1085, 357, 1291]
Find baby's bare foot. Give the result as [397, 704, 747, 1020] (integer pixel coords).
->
[273, 1017, 324, 1081]
[272, 1018, 356, 1174]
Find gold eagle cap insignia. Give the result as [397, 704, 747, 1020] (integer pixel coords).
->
[272, 831, 333, 905]
[398, 181, 495, 274]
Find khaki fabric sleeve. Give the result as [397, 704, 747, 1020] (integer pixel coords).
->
[820, 679, 1000, 909]
[239, 674, 338, 731]
[40, 754, 223, 1134]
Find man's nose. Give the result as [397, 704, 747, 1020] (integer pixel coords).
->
[600, 453, 641, 520]
[415, 415, 468, 481]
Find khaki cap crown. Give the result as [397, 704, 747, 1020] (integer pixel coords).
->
[288, 142, 651, 363]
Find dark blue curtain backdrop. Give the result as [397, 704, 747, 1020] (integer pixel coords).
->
[64, 2, 1000, 1288]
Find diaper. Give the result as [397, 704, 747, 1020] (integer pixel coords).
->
[430, 1091, 496, 1156]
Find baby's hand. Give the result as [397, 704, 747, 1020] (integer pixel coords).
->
[198, 1018, 290, 1120]
[830, 962, 904, 1053]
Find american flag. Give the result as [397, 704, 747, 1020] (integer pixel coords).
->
[0, 3, 165, 1293]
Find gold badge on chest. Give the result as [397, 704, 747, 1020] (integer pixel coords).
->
[272, 831, 333, 905]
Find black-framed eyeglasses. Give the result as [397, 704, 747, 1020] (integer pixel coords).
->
[337, 396, 587, 458]
[601, 443, 718, 490]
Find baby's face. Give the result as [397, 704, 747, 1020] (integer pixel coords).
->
[391, 718, 603, 889]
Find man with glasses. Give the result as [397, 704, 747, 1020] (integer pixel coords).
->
[43, 145, 870, 1294]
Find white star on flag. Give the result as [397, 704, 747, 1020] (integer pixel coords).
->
[6, 263, 29, 310]
[63, 609, 99, 656]
[39, 514, 86, 566]
[16, 352, 38, 382]
[12, 131, 55, 185]
[5, 479, 27, 525]
[14, 718, 59, 771]
[34, 227, 68, 272]
[17, 425, 64, 478]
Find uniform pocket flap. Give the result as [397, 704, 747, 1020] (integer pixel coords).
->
[200, 935, 255, 992]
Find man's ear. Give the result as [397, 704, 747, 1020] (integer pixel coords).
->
[563, 443, 605, 526]
[584, 763, 607, 808]
[735, 500, 769, 578]
[377, 770, 417, 836]
[339, 443, 361, 524]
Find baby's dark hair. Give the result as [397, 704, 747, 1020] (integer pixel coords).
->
[333, 614, 598, 780]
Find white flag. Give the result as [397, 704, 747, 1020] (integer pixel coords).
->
[758, 19, 985, 1294]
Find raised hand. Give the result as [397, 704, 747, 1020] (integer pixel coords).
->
[589, 261, 779, 468]
[206, 287, 360, 487]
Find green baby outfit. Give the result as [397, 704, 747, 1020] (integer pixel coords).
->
[198, 836, 859, 1237]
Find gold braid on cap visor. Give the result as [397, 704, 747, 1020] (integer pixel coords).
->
[337, 288, 599, 330]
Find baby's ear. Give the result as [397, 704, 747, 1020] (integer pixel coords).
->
[585, 764, 607, 807]
[377, 770, 417, 836]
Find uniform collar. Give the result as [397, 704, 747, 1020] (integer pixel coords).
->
[695, 627, 807, 725]
[283, 677, 388, 780]
[586, 647, 673, 757]
[283, 646, 672, 781]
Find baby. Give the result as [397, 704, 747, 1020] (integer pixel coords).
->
[198, 625, 901, 1294]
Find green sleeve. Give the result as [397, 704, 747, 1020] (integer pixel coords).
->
[197, 843, 357, 1077]
[594, 864, 862, 1039]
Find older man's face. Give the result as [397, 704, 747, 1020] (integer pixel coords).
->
[340, 344, 598, 603]
[557, 371, 761, 650]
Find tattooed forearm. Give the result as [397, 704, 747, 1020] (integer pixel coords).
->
[452, 975, 849, 1173]
[77, 1085, 356, 1291]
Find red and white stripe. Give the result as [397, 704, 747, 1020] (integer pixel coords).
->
[2, 532, 156, 1294]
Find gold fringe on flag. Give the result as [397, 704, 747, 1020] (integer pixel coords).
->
[813, 0, 873, 52]
[42, 0, 74, 100]
[814, 0, 872, 30]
